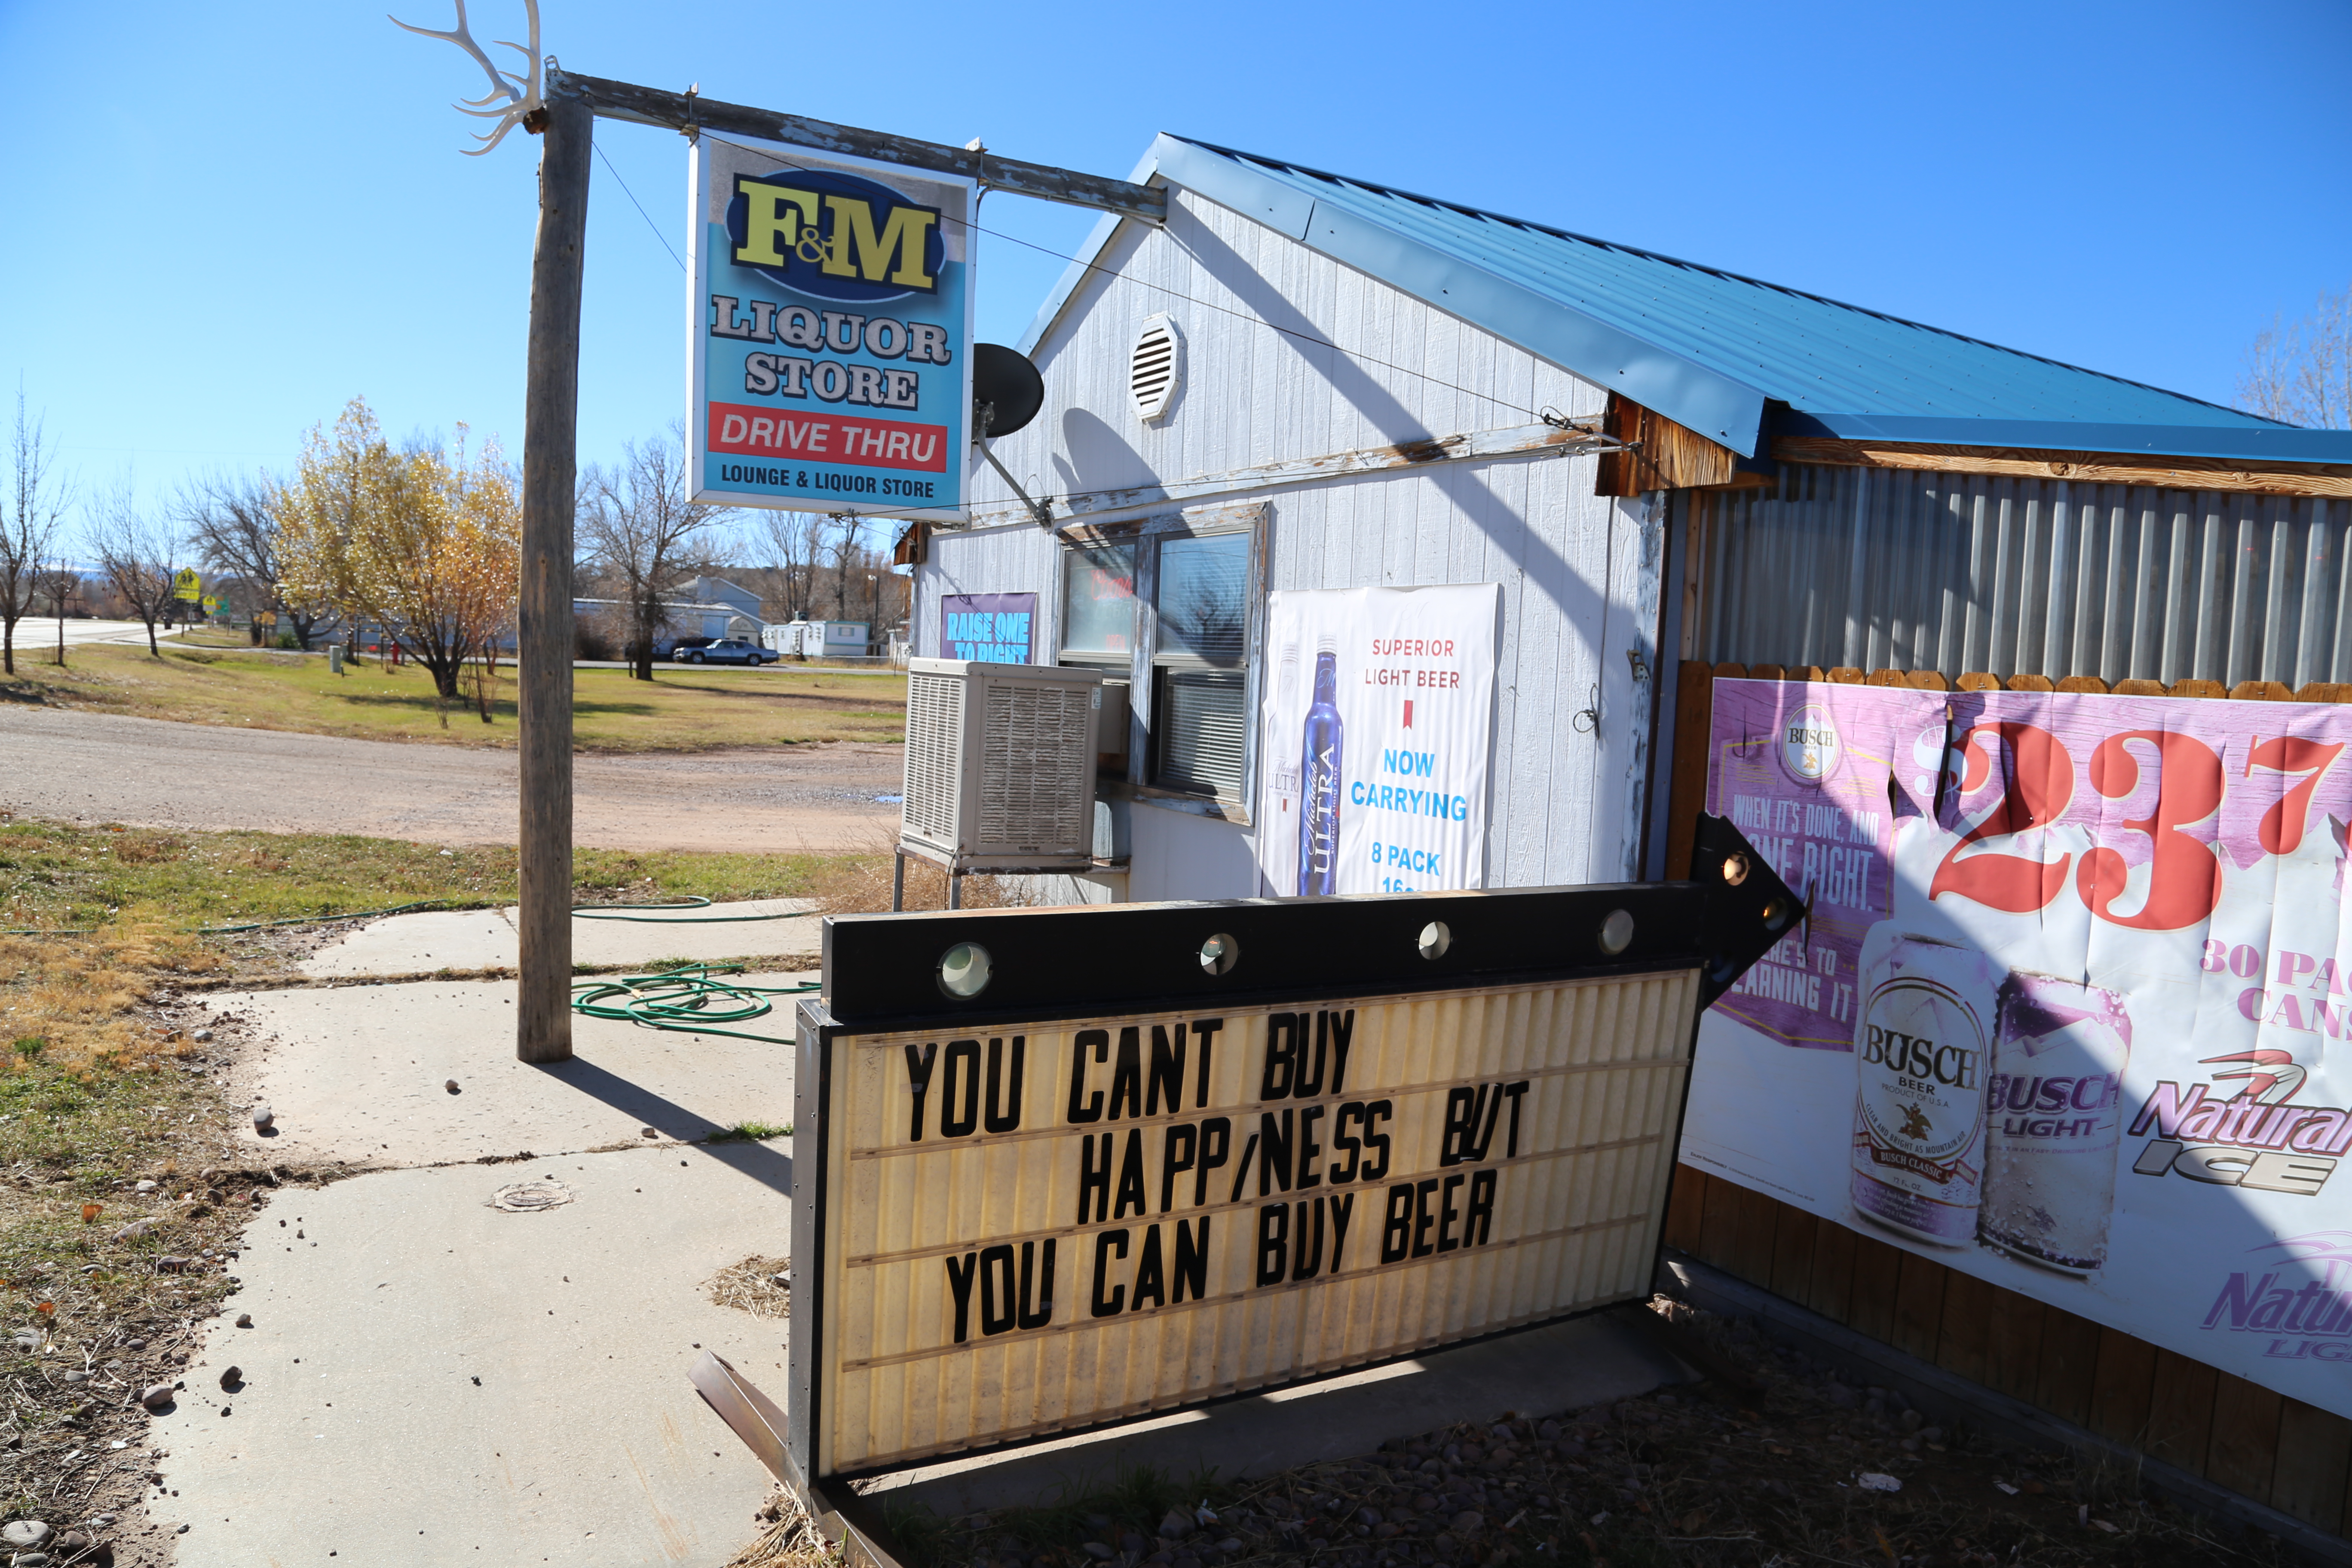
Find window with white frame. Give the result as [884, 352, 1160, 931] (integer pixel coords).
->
[1058, 516, 1259, 808]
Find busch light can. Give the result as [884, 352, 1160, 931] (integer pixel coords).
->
[1851, 932, 1997, 1247]
[1978, 972, 2133, 1275]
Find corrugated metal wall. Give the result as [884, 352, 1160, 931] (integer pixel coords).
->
[1698, 464, 2350, 687]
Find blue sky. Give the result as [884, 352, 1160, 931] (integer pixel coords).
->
[3, 0, 2347, 527]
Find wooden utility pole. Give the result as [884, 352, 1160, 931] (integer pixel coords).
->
[471, 60, 1158, 1065]
[517, 78, 591, 1063]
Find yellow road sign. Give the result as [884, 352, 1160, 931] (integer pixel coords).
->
[173, 568, 202, 602]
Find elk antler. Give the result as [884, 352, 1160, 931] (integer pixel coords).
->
[389, 0, 545, 156]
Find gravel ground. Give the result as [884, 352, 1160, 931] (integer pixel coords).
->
[1, 985, 299, 1568]
[884, 1301, 2294, 1568]
[0, 705, 902, 853]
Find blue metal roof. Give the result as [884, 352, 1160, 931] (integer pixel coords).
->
[1029, 136, 2348, 466]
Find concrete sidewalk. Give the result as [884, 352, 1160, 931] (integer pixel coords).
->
[300, 899, 824, 980]
[218, 971, 808, 1167]
[147, 968, 808, 1565]
[150, 1142, 791, 1567]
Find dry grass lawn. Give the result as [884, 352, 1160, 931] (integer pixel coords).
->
[0, 642, 905, 752]
[0, 812, 871, 1529]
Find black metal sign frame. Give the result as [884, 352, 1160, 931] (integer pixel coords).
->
[789, 814, 1799, 1484]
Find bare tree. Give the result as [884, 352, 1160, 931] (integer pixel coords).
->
[88, 474, 181, 655]
[2239, 282, 2352, 429]
[2, 388, 71, 677]
[180, 470, 333, 648]
[828, 514, 870, 620]
[579, 423, 733, 680]
[754, 510, 827, 623]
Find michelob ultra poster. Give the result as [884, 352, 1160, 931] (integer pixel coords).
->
[1681, 678, 2352, 1417]
[688, 136, 974, 520]
[1252, 585, 1499, 897]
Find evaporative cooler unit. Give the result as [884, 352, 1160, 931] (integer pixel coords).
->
[900, 658, 1103, 873]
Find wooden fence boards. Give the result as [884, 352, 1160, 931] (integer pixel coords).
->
[1663, 1155, 2352, 1534]
[1696, 1166, 1744, 1272]
[1984, 1288, 2049, 1406]
[1768, 1205, 1819, 1305]
[2273, 1398, 2352, 1534]
[2207, 1373, 2285, 1503]
[2145, 1349, 2220, 1474]
[1728, 1181, 1781, 1288]
[1804, 1214, 1857, 1324]
[2088, 1326, 2158, 1449]
[1662, 1163, 1707, 1255]
[1891, 1252, 1948, 1363]
[2033, 1307, 2103, 1428]
[1845, 1232, 1905, 1347]
[1935, 1270, 1996, 1387]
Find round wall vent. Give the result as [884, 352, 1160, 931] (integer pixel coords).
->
[1130, 315, 1183, 423]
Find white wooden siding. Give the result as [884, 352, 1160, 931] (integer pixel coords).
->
[972, 191, 1606, 513]
[930, 185, 1657, 896]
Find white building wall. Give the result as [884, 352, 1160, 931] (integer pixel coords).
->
[923, 185, 1663, 904]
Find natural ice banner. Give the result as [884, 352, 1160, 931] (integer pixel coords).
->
[1681, 678, 2352, 1416]
[1253, 585, 1499, 897]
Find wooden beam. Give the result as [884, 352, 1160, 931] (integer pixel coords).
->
[956, 420, 1610, 531]
[564, 72, 1168, 225]
[1660, 660, 1717, 879]
[515, 84, 591, 1063]
[1596, 394, 1739, 497]
[1775, 435, 2352, 499]
[1661, 1164, 1708, 1253]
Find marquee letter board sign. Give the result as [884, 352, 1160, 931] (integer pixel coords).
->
[689, 134, 974, 521]
[788, 818, 1799, 1478]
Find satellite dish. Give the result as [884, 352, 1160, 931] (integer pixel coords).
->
[971, 344, 1044, 439]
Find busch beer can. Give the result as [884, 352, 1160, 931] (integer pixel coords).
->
[1851, 932, 1997, 1246]
[1978, 972, 2133, 1275]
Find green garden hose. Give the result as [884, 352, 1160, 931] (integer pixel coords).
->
[569, 963, 819, 1044]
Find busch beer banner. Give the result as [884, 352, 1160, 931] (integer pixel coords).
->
[1682, 679, 2352, 1417]
[689, 136, 974, 521]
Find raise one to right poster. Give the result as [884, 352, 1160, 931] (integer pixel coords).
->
[1681, 679, 2352, 1418]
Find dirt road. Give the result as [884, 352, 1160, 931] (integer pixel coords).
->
[0, 704, 902, 852]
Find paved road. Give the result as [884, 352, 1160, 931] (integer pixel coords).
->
[0, 704, 903, 852]
[9, 616, 166, 651]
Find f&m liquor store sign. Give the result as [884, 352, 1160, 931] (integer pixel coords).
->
[689, 134, 974, 520]
[788, 820, 1798, 1478]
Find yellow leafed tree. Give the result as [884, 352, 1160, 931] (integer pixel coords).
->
[278, 397, 519, 723]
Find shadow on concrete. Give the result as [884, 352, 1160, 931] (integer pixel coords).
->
[531, 1057, 794, 1199]
[863, 1307, 1689, 1517]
